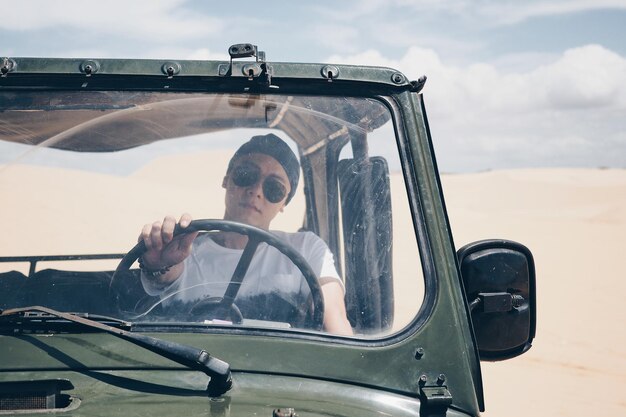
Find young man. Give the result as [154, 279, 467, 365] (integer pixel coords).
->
[139, 134, 353, 335]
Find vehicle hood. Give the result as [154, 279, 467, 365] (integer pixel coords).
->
[0, 370, 473, 417]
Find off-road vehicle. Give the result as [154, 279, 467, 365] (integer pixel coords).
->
[0, 44, 535, 416]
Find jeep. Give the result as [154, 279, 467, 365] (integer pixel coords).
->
[0, 44, 535, 416]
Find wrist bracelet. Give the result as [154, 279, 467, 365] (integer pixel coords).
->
[138, 257, 173, 277]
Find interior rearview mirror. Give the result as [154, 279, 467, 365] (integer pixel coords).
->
[457, 239, 536, 361]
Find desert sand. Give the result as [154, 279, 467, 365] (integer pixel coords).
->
[1, 165, 625, 416]
[441, 169, 626, 416]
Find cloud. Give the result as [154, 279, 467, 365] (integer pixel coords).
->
[377, 0, 626, 25]
[4, 0, 223, 42]
[475, 0, 626, 25]
[536, 45, 626, 108]
[328, 44, 626, 171]
[308, 25, 361, 54]
[331, 44, 626, 113]
[131, 47, 229, 61]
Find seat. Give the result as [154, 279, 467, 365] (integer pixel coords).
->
[16, 269, 116, 315]
[337, 156, 394, 333]
[0, 271, 28, 309]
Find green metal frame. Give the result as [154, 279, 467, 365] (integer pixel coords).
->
[0, 56, 483, 416]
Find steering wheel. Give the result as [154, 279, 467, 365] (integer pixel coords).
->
[111, 219, 325, 330]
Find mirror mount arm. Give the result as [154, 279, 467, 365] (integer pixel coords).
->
[470, 292, 526, 314]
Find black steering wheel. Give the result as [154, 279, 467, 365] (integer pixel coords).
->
[111, 219, 325, 330]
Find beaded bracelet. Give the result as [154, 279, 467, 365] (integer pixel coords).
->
[138, 256, 173, 277]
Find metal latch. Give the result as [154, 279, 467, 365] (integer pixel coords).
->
[420, 386, 453, 408]
[218, 43, 273, 86]
[418, 375, 453, 417]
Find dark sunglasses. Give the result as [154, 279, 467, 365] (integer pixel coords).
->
[231, 164, 288, 203]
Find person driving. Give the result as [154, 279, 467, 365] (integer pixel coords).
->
[138, 134, 353, 335]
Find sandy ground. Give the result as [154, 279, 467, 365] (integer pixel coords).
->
[441, 169, 626, 416]
[1, 165, 625, 415]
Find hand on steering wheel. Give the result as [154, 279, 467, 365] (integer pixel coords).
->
[111, 219, 325, 330]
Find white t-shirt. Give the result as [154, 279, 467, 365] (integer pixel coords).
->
[141, 231, 341, 323]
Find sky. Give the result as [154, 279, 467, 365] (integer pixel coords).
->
[2, 0, 626, 172]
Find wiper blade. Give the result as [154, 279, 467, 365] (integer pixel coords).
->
[0, 309, 132, 328]
[0, 306, 232, 397]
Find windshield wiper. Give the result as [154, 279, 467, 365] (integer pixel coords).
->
[0, 309, 132, 329]
[0, 306, 232, 396]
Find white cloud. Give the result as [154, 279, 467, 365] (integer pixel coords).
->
[535, 45, 626, 108]
[185, 49, 229, 61]
[328, 44, 626, 171]
[477, 0, 626, 25]
[488, 52, 561, 73]
[132, 47, 229, 61]
[4, 0, 223, 42]
[349, 44, 626, 113]
[310, 0, 400, 21]
[310, 25, 361, 54]
[325, 0, 626, 26]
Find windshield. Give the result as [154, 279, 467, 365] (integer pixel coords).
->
[0, 91, 424, 339]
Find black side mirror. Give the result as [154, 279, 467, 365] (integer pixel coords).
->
[457, 240, 536, 361]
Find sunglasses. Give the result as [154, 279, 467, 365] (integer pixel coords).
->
[231, 164, 288, 203]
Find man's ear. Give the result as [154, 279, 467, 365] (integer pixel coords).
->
[222, 175, 228, 188]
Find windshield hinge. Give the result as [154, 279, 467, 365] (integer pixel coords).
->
[418, 374, 453, 417]
[218, 43, 273, 87]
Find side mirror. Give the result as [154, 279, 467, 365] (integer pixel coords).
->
[457, 240, 536, 361]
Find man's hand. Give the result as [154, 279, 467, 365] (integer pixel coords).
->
[139, 213, 199, 276]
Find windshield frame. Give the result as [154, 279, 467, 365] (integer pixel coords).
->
[0, 62, 435, 346]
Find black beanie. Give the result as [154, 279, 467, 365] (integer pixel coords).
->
[228, 134, 300, 204]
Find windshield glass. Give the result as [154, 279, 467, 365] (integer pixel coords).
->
[0, 91, 424, 338]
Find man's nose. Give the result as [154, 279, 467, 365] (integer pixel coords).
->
[246, 179, 263, 198]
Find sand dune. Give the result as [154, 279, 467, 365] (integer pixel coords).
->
[1, 165, 624, 415]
